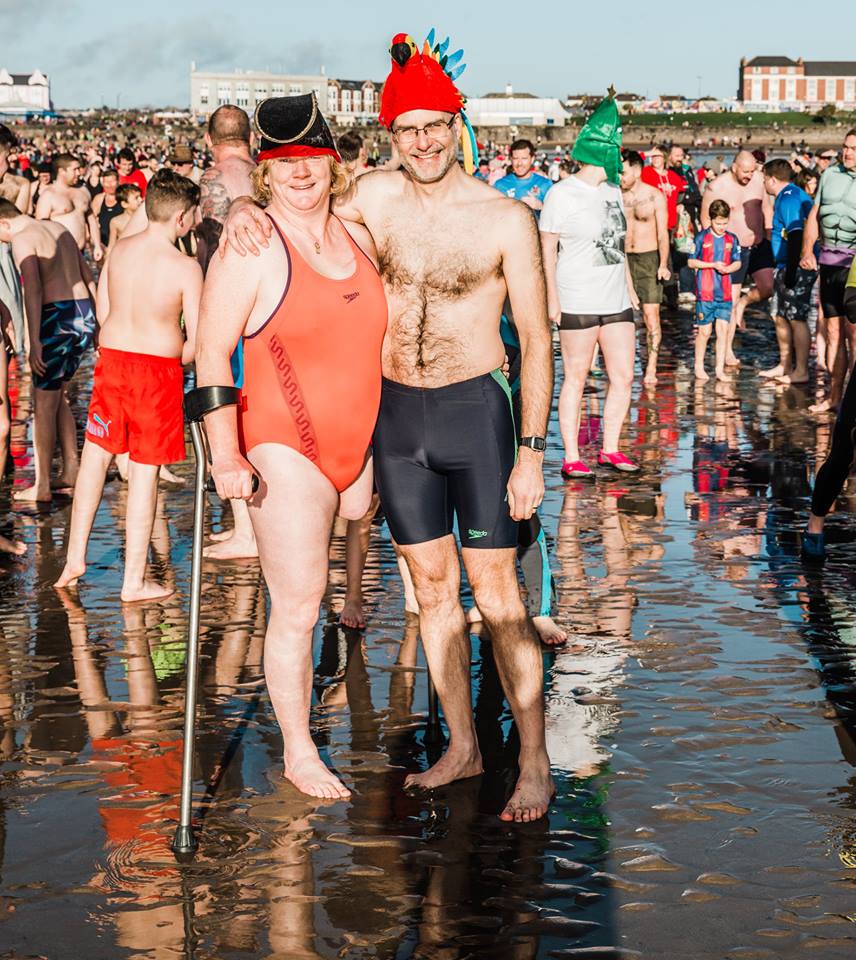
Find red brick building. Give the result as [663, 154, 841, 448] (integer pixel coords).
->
[739, 57, 856, 110]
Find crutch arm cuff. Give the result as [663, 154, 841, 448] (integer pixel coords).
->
[184, 386, 242, 423]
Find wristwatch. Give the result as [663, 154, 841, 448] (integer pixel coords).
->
[519, 436, 547, 452]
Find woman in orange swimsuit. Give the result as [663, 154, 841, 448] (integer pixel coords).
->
[195, 95, 387, 801]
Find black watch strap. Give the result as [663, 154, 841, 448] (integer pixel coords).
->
[519, 436, 547, 451]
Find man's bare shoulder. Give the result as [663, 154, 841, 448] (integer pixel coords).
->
[353, 167, 406, 199]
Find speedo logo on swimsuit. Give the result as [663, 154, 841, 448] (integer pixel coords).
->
[268, 334, 320, 463]
[342, 292, 360, 303]
[85, 413, 111, 439]
[468, 528, 489, 539]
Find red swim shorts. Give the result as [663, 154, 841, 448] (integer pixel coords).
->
[85, 347, 185, 465]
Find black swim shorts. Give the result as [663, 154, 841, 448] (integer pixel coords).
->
[732, 238, 775, 287]
[820, 263, 853, 318]
[372, 370, 519, 549]
[560, 308, 634, 331]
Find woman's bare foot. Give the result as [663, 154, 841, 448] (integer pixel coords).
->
[339, 597, 366, 629]
[204, 530, 258, 560]
[120, 580, 175, 603]
[54, 562, 85, 588]
[725, 355, 741, 367]
[532, 615, 567, 646]
[694, 367, 710, 382]
[715, 369, 731, 383]
[759, 363, 785, 379]
[284, 751, 351, 800]
[405, 747, 483, 791]
[500, 763, 555, 823]
[0, 534, 26, 556]
[158, 465, 185, 485]
[13, 485, 51, 503]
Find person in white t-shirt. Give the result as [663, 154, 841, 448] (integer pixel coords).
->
[540, 94, 639, 479]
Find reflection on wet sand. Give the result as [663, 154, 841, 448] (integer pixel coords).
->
[3, 318, 856, 957]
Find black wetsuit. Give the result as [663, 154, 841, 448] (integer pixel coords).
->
[811, 285, 856, 517]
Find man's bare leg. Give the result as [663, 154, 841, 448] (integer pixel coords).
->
[54, 391, 79, 490]
[641, 304, 661, 385]
[121, 459, 173, 602]
[776, 321, 810, 384]
[205, 497, 258, 559]
[811, 317, 845, 413]
[816, 305, 828, 373]
[464, 546, 554, 822]
[760, 314, 792, 379]
[340, 494, 380, 628]
[14, 386, 61, 501]
[399, 535, 483, 790]
[55, 440, 113, 587]
[248, 443, 350, 800]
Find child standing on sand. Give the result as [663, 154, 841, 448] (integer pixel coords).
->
[688, 198, 742, 382]
[55, 170, 202, 601]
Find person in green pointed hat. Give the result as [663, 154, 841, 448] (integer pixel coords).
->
[540, 87, 640, 481]
[572, 89, 624, 185]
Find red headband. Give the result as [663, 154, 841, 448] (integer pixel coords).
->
[256, 144, 341, 163]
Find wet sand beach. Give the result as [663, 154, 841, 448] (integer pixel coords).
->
[1, 305, 855, 959]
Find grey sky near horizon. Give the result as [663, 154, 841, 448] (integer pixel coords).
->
[1, 0, 850, 109]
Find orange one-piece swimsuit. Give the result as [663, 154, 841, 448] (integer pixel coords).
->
[239, 215, 388, 492]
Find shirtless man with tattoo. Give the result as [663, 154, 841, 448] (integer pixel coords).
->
[35, 154, 103, 263]
[196, 104, 259, 561]
[621, 150, 670, 385]
[223, 37, 556, 822]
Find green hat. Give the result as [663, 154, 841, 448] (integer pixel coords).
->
[572, 89, 623, 185]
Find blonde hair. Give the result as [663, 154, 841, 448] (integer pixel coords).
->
[251, 156, 351, 204]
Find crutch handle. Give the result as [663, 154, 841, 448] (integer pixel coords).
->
[204, 473, 259, 494]
[184, 385, 242, 423]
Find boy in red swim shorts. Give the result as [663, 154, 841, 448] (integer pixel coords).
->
[55, 170, 202, 601]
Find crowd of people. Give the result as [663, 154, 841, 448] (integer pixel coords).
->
[1, 31, 856, 819]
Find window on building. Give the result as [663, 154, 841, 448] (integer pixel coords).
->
[807, 79, 817, 100]
[289, 84, 301, 95]
[255, 86, 267, 103]
[770, 67, 778, 75]
[236, 83, 249, 108]
[199, 85, 209, 106]
[846, 79, 855, 101]
[217, 83, 231, 106]
[272, 83, 285, 95]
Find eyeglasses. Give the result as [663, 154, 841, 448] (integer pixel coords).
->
[391, 116, 456, 145]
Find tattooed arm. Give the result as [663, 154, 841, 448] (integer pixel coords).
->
[196, 167, 231, 275]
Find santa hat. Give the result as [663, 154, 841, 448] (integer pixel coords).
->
[254, 93, 341, 163]
[572, 89, 623, 186]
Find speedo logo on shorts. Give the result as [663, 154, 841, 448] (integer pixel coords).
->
[86, 413, 111, 439]
[343, 292, 360, 303]
[468, 528, 488, 539]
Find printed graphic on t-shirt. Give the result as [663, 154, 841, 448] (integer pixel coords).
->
[593, 200, 627, 266]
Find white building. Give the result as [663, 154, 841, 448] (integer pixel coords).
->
[0, 68, 51, 115]
[190, 68, 329, 116]
[466, 85, 569, 127]
[327, 79, 381, 126]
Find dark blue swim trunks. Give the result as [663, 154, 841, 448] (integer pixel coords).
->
[36, 298, 95, 391]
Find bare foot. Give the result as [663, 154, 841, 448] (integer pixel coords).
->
[13, 485, 51, 503]
[500, 763, 555, 823]
[55, 562, 85, 588]
[734, 300, 748, 331]
[405, 747, 483, 791]
[204, 532, 258, 560]
[532, 615, 567, 646]
[759, 364, 785, 379]
[466, 605, 483, 624]
[208, 528, 233, 542]
[715, 369, 732, 383]
[0, 534, 26, 556]
[725, 355, 741, 367]
[158, 465, 185, 485]
[120, 580, 175, 603]
[809, 398, 836, 415]
[284, 751, 351, 800]
[694, 367, 710, 382]
[777, 370, 809, 385]
[339, 597, 366, 629]
[51, 475, 76, 493]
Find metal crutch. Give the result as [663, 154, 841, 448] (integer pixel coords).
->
[172, 385, 256, 858]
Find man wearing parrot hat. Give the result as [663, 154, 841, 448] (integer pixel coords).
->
[223, 29, 557, 823]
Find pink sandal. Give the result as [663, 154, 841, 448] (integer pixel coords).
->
[561, 459, 593, 480]
[597, 450, 639, 473]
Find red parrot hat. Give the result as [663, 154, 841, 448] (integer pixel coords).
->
[379, 29, 479, 174]
[254, 92, 341, 163]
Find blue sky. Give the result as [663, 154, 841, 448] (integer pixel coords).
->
[1, 0, 851, 108]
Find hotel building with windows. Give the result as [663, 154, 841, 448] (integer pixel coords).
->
[739, 57, 856, 111]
